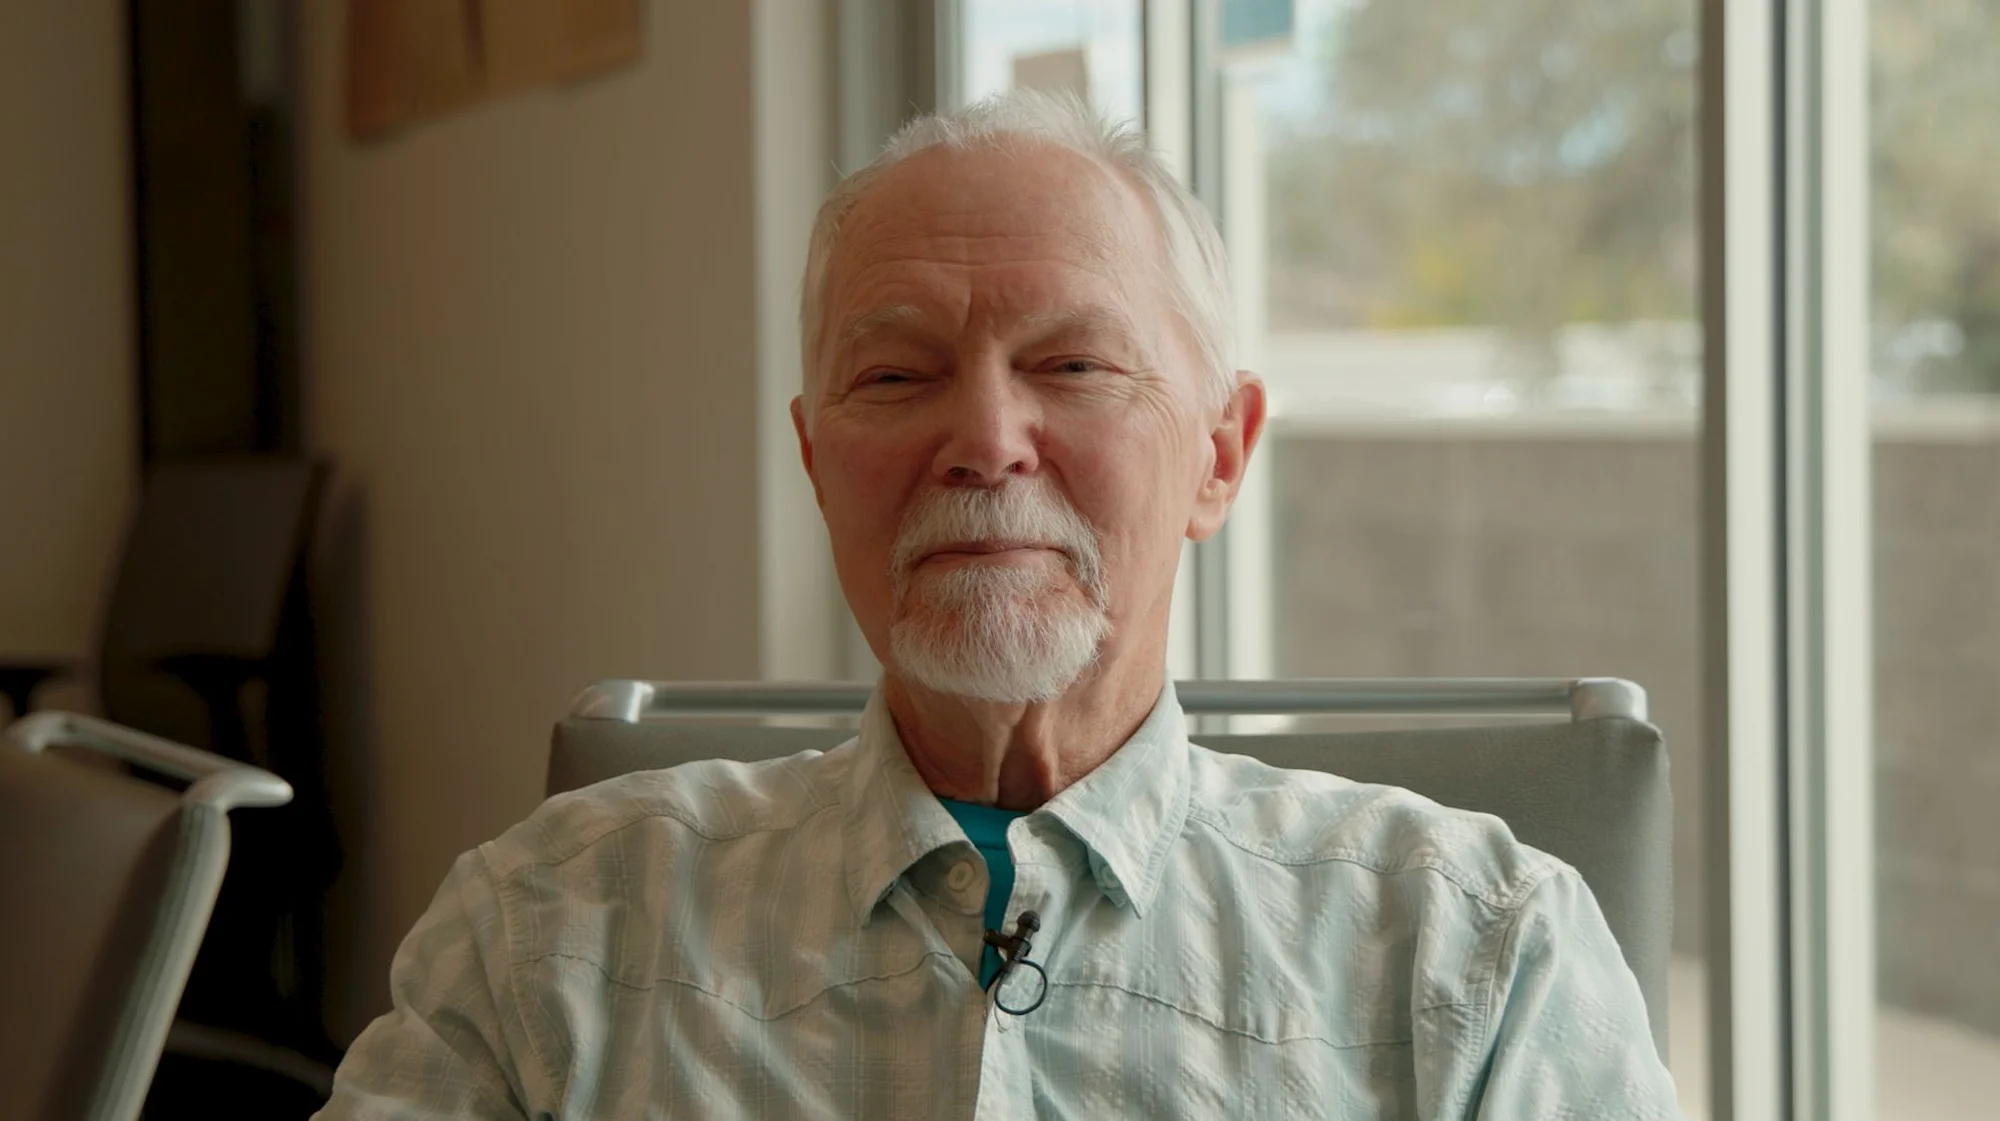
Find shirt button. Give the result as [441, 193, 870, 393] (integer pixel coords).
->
[946, 860, 977, 893]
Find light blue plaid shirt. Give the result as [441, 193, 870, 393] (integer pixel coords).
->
[318, 683, 1678, 1119]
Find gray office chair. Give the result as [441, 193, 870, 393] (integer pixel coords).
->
[0, 711, 291, 1121]
[549, 677, 1671, 1057]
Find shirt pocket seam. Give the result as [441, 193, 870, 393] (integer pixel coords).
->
[515, 947, 961, 1023]
[1052, 977, 1421, 1051]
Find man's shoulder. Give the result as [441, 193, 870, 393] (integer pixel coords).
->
[1182, 742, 1564, 913]
[478, 740, 854, 881]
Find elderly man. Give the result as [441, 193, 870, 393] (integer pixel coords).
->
[319, 92, 1678, 1119]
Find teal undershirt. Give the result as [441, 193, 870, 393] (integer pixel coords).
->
[937, 798, 1027, 987]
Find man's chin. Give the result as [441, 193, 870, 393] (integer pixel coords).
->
[886, 602, 1110, 705]
[888, 655, 1088, 705]
[897, 572, 1097, 624]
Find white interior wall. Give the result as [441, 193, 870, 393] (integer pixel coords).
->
[0, 0, 136, 683]
[756, 0, 843, 681]
[301, 0, 836, 1041]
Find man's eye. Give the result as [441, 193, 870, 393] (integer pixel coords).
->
[1049, 358, 1105, 375]
[859, 370, 911, 387]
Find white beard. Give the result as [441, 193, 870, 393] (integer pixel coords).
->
[887, 481, 1110, 703]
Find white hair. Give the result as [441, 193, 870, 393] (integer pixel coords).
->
[799, 89, 1237, 413]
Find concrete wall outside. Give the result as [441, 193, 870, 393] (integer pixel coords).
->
[1271, 422, 2000, 1035]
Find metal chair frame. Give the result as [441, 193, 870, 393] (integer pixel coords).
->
[569, 676, 1649, 723]
[4, 712, 292, 1121]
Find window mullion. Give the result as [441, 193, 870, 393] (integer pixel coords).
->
[1703, 0, 1791, 1117]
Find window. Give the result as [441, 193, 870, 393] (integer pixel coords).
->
[1203, 1, 1709, 1113]
[957, 0, 1144, 119]
[1869, 0, 2000, 1114]
[928, 0, 2000, 1115]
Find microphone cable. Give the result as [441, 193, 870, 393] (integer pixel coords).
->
[982, 910, 1049, 1015]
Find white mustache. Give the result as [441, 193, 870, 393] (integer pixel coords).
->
[889, 480, 1105, 602]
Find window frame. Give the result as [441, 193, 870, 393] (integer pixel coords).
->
[906, 2, 1881, 1115]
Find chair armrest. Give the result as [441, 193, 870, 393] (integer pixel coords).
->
[5, 710, 291, 812]
[164, 1020, 336, 1099]
[0, 658, 77, 718]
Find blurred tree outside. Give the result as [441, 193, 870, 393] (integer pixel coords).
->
[1261, 0, 2000, 395]
[1872, 0, 2000, 394]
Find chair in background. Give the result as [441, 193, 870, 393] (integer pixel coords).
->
[0, 458, 344, 1080]
[0, 458, 325, 745]
[549, 677, 1672, 1058]
[0, 711, 295, 1121]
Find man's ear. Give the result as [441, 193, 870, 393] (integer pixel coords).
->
[791, 396, 825, 508]
[1186, 372, 1266, 542]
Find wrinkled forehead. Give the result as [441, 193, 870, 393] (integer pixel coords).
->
[823, 141, 1174, 328]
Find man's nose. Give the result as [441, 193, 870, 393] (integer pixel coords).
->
[932, 364, 1040, 484]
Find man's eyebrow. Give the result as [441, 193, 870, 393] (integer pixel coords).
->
[835, 303, 929, 350]
[833, 302, 1157, 363]
[1016, 306, 1144, 340]
[1016, 306, 1157, 365]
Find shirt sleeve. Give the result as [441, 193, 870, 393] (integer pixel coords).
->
[1471, 867, 1683, 1121]
[314, 849, 536, 1121]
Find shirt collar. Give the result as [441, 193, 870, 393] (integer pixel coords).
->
[1034, 679, 1191, 918]
[838, 691, 968, 922]
[838, 678, 1193, 922]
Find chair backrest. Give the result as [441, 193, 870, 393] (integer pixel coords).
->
[97, 458, 326, 748]
[547, 678, 1671, 1057]
[0, 712, 291, 1121]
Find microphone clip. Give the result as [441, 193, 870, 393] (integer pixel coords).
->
[982, 910, 1049, 1015]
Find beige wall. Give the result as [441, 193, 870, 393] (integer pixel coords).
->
[756, 0, 844, 680]
[0, 0, 136, 672]
[301, 1, 832, 1041]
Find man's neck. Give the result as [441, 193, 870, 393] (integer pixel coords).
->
[883, 651, 1166, 812]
